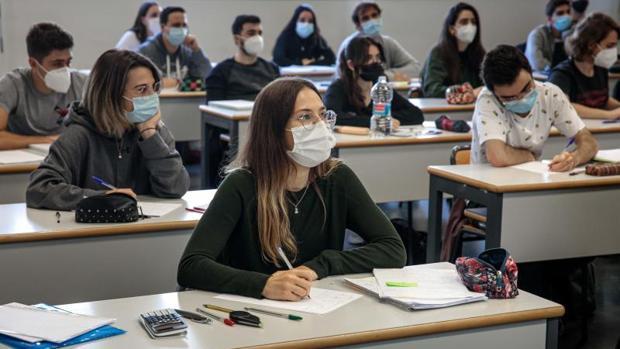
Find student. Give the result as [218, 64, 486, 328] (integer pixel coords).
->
[272, 4, 335, 67]
[138, 6, 211, 89]
[324, 36, 423, 127]
[26, 49, 189, 210]
[571, 0, 589, 24]
[205, 15, 280, 102]
[549, 13, 620, 119]
[178, 77, 406, 300]
[525, 0, 572, 74]
[471, 45, 597, 171]
[0, 23, 88, 151]
[420, 2, 485, 99]
[115, 2, 161, 52]
[336, 1, 418, 81]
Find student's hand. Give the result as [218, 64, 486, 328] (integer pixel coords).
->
[136, 111, 161, 139]
[392, 72, 410, 82]
[162, 77, 179, 89]
[295, 265, 318, 281]
[609, 108, 620, 120]
[549, 151, 577, 172]
[106, 188, 137, 199]
[262, 269, 315, 301]
[301, 58, 315, 66]
[184, 34, 200, 52]
[392, 118, 401, 130]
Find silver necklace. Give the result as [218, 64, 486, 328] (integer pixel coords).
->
[287, 184, 310, 215]
[115, 137, 124, 159]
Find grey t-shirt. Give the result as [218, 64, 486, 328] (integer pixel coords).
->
[0, 67, 88, 135]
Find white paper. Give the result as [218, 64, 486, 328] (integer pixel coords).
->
[209, 99, 254, 111]
[214, 287, 362, 315]
[0, 302, 115, 343]
[373, 265, 482, 300]
[510, 160, 561, 175]
[280, 65, 335, 75]
[594, 149, 620, 163]
[28, 143, 51, 155]
[0, 150, 46, 164]
[138, 202, 182, 217]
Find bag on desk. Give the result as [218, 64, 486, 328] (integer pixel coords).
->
[75, 193, 139, 223]
[455, 248, 519, 299]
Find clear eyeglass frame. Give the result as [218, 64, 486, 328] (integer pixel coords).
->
[294, 109, 337, 131]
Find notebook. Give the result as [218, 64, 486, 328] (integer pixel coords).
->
[209, 100, 255, 111]
[594, 149, 620, 163]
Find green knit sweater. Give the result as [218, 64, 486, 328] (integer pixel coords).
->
[177, 163, 406, 298]
[421, 46, 483, 98]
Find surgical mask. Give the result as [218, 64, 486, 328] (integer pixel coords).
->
[147, 17, 161, 35]
[553, 15, 572, 32]
[456, 24, 477, 44]
[36, 61, 71, 93]
[287, 121, 336, 168]
[504, 89, 539, 114]
[359, 63, 384, 82]
[361, 18, 382, 36]
[243, 35, 264, 56]
[124, 93, 160, 124]
[167, 27, 188, 46]
[296, 22, 314, 39]
[594, 46, 618, 69]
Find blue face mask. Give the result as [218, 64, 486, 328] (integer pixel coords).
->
[553, 15, 572, 32]
[167, 27, 188, 46]
[124, 94, 159, 124]
[296, 21, 314, 39]
[503, 89, 539, 114]
[361, 18, 382, 36]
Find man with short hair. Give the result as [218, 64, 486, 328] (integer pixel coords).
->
[471, 45, 597, 172]
[525, 0, 572, 74]
[139, 6, 211, 89]
[336, 1, 419, 81]
[0, 22, 88, 150]
[204, 14, 280, 102]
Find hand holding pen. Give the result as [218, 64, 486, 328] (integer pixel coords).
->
[91, 176, 137, 199]
[260, 247, 317, 301]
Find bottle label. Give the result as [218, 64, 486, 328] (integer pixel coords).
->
[373, 102, 391, 117]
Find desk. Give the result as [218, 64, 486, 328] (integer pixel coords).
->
[410, 98, 475, 121]
[159, 90, 205, 142]
[279, 65, 336, 82]
[0, 190, 214, 305]
[52, 269, 563, 349]
[427, 164, 620, 263]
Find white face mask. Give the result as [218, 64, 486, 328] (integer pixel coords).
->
[594, 45, 618, 69]
[287, 121, 336, 168]
[36, 61, 71, 93]
[147, 17, 161, 36]
[456, 24, 477, 45]
[243, 35, 264, 56]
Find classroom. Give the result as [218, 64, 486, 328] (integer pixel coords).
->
[0, 0, 619, 348]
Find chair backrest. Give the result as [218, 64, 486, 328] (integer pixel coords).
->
[450, 144, 471, 165]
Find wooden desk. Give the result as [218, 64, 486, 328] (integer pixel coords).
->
[409, 98, 475, 121]
[51, 268, 563, 349]
[427, 164, 620, 263]
[0, 190, 214, 305]
[159, 90, 206, 142]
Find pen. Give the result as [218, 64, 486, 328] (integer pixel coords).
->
[569, 169, 586, 176]
[195, 308, 234, 326]
[185, 208, 205, 214]
[203, 304, 233, 313]
[244, 307, 303, 321]
[276, 246, 311, 299]
[203, 304, 262, 328]
[563, 137, 576, 152]
[91, 176, 116, 190]
[602, 118, 620, 124]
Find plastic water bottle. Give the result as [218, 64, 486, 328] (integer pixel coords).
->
[370, 76, 393, 137]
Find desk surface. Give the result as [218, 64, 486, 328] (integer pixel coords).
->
[428, 163, 620, 193]
[0, 190, 214, 244]
[0, 162, 39, 174]
[160, 90, 206, 98]
[409, 98, 475, 113]
[58, 267, 563, 349]
[279, 65, 336, 77]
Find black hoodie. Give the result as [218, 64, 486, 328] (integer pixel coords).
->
[26, 103, 190, 210]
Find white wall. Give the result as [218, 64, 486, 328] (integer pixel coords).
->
[1, 0, 619, 73]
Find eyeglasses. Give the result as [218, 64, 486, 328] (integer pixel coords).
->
[496, 79, 535, 103]
[292, 110, 337, 130]
[132, 81, 161, 96]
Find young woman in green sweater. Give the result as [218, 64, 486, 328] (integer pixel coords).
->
[420, 2, 485, 100]
[178, 77, 406, 300]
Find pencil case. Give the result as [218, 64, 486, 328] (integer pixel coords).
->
[455, 248, 519, 299]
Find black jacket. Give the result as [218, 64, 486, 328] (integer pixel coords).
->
[272, 30, 335, 66]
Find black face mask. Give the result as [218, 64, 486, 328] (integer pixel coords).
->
[572, 0, 588, 14]
[359, 63, 384, 82]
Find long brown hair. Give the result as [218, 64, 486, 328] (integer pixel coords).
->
[565, 12, 620, 62]
[337, 36, 384, 112]
[228, 77, 340, 265]
[81, 49, 161, 138]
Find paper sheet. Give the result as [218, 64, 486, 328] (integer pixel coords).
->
[0, 302, 115, 343]
[0, 150, 46, 164]
[594, 149, 620, 163]
[373, 266, 481, 300]
[28, 143, 51, 155]
[512, 161, 585, 175]
[138, 202, 182, 217]
[214, 287, 362, 315]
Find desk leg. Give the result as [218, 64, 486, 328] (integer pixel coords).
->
[427, 174, 444, 263]
[484, 192, 503, 249]
[546, 318, 559, 349]
[201, 121, 221, 189]
[201, 117, 211, 189]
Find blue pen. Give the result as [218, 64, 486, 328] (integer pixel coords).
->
[563, 137, 576, 152]
[91, 176, 116, 190]
[602, 118, 620, 124]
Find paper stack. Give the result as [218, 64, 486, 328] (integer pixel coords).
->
[345, 262, 487, 310]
